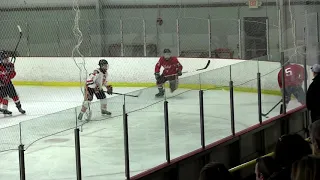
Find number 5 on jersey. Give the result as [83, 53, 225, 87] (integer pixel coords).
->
[285, 67, 292, 76]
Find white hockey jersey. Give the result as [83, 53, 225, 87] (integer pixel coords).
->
[86, 68, 108, 89]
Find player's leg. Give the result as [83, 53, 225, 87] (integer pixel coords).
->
[0, 85, 12, 115]
[280, 87, 291, 114]
[78, 87, 94, 120]
[168, 75, 179, 93]
[292, 86, 306, 105]
[155, 75, 166, 97]
[0, 97, 12, 115]
[95, 90, 111, 115]
[7, 82, 25, 114]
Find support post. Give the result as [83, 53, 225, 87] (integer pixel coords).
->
[56, 20, 61, 57]
[257, 72, 262, 124]
[266, 18, 270, 60]
[120, 19, 124, 57]
[176, 18, 180, 57]
[74, 128, 82, 180]
[303, 45, 310, 129]
[26, 22, 30, 57]
[278, 8, 283, 52]
[199, 90, 205, 149]
[19, 144, 26, 180]
[281, 52, 286, 114]
[164, 100, 170, 163]
[123, 104, 130, 179]
[229, 66, 235, 136]
[208, 17, 212, 58]
[238, 19, 242, 59]
[143, 19, 147, 57]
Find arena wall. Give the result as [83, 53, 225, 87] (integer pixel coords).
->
[11, 57, 309, 95]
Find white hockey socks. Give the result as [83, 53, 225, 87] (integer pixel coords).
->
[100, 98, 107, 111]
[80, 100, 91, 113]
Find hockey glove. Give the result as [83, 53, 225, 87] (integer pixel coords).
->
[154, 72, 161, 80]
[106, 85, 113, 95]
[177, 70, 182, 76]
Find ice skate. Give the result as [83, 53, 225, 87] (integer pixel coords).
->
[101, 109, 111, 115]
[3, 109, 12, 116]
[0, 108, 4, 112]
[78, 112, 84, 121]
[155, 89, 165, 97]
[18, 108, 26, 114]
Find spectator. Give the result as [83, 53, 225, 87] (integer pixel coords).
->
[309, 120, 320, 155]
[269, 134, 312, 180]
[198, 162, 234, 180]
[291, 121, 320, 180]
[306, 64, 320, 122]
[291, 155, 320, 180]
[255, 156, 279, 180]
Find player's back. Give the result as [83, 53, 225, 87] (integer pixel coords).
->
[278, 64, 304, 88]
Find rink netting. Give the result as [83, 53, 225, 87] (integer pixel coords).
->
[0, 49, 311, 153]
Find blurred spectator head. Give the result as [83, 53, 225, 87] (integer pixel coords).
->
[274, 134, 311, 167]
[311, 64, 320, 77]
[309, 120, 320, 155]
[199, 162, 233, 180]
[291, 155, 320, 180]
[255, 156, 279, 180]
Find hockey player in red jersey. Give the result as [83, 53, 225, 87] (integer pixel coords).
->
[277, 62, 305, 113]
[154, 49, 183, 97]
[0, 51, 25, 115]
[78, 59, 113, 121]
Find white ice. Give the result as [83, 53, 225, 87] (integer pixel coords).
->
[0, 86, 302, 180]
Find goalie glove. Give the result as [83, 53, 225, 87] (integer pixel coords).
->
[106, 85, 113, 95]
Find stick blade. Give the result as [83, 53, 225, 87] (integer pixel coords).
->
[17, 25, 22, 33]
[196, 60, 211, 71]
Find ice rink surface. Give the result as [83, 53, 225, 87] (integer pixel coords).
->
[0, 86, 302, 180]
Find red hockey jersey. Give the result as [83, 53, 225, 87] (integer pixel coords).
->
[154, 56, 183, 77]
[0, 63, 16, 85]
[277, 64, 304, 88]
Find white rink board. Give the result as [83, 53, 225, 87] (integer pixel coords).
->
[12, 57, 312, 90]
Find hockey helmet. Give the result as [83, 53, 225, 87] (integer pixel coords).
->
[99, 59, 109, 69]
[163, 49, 171, 60]
[0, 51, 9, 63]
[163, 49, 171, 53]
[0, 51, 9, 59]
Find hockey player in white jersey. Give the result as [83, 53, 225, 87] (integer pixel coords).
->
[78, 59, 113, 121]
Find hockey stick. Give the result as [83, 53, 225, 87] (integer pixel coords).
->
[104, 91, 141, 98]
[182, 60, 211, 74]
[261, 100, 282, 118]
[11, 25, 22, 64]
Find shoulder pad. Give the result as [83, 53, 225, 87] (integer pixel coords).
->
[93, 69, 100, 74]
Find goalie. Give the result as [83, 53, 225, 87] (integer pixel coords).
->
[154, 49, 183, 97]
[78, 59, 113, 121]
